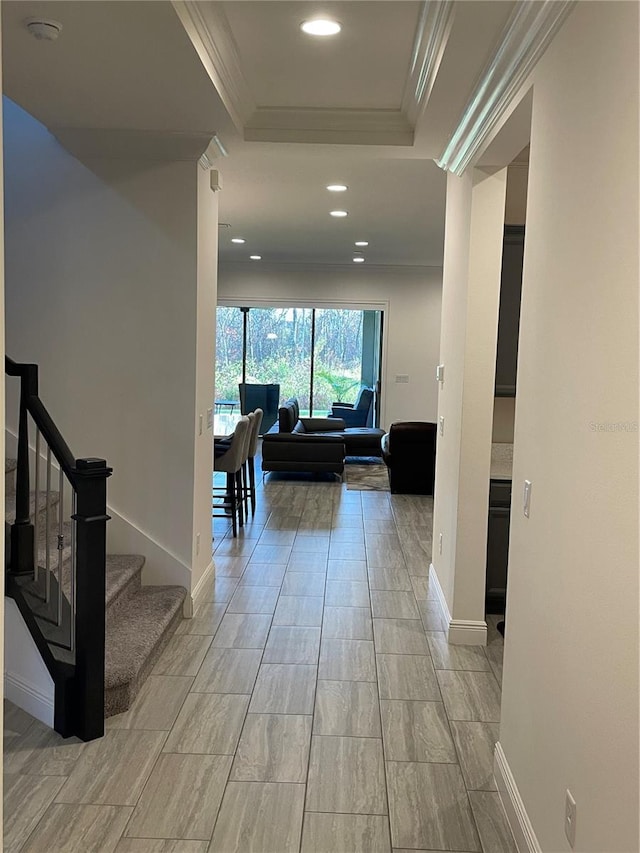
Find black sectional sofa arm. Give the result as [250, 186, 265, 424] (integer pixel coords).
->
[263, 432, 344, 445]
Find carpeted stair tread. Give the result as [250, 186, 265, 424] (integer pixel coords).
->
[105, 554, 145, 612]
[5, 489, 60, 525]
[105, 585, 186, 717]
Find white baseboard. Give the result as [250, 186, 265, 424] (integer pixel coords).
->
[4, 671, 54, 729]
[429, 563, 487, 645]
[189, 560, 214, 615]
[448, 619, 487, 645]
[494, 741, 542, 853]
[429, 561, 452, 626]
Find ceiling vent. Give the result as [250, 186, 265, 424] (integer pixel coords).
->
[25, 18, 63, 42]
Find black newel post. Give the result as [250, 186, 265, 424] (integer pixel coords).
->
[70, 457, 111, 741]
[10, 365, 38, 576]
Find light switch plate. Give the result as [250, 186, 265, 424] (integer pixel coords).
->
[439, 416, 445, 436]
[436, 364, 445, 383]
[198, 414, 203, 436]
[395, 374, 409, 384]
[523, 480, 532, 517]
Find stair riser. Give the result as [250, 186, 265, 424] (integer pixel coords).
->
[104, 599, 184, 718]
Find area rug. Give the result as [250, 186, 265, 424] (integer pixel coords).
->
[345, 462, 389, 491]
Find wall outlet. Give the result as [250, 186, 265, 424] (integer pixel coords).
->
[565, 789, 576, 848]
[523, 480, 532, 517]
[439, 416, 445, 436]
[438, 532, 443, 555]
[196, 533, 200, 555]
[395, 374, 409, 384]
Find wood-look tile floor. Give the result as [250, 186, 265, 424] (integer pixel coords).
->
[4, 470, 514, 853]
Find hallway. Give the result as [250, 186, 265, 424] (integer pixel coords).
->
[4, 473, 511, 852]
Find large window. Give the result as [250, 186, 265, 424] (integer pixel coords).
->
[215, 305, 382, 423]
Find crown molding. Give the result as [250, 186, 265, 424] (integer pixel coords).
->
[52, 128, 215, 162]
[172, 0, 255, 132]
[437, 0, 576, 175]
[244, 107, 413, 146]
[402, 0, 455, 126]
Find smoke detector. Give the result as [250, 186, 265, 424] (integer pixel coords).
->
[25, 18, 63, 41]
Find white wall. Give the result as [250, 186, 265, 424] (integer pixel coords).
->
[431, 168, 506, 636]
[191, 168, 219, 593]
[3, 99, 215, 595]
[498, 3, 639, 851]
[218, 262, 442, 427]
[4, 601, 54, 728]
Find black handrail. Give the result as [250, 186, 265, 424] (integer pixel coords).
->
[5, 356, 112, 740]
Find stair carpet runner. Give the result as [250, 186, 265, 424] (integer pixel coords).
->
[5, 457, 186, 718]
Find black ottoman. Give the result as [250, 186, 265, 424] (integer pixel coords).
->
[343, 428, 385, 457]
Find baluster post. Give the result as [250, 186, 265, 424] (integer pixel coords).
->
[69, 457, 111, 741]
[10, 365, 38, 576]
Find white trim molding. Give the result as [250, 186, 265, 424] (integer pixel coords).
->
[244, 107, 413, 147]
[4, 671, 55, 728]
[402, 1, 455, 126]
[172, 0, 255, 132]
[437, 0, 576, 174]
[448, 619, 487, 646]
[429, 561, 452, 626]
[429, 563, 488, 645]
[494, 741, 542, 853]
[189, 560, 215, 614]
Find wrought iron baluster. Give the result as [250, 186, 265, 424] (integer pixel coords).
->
[33, 429, 41, 583]
[70, 493, 77, 652]
[57, 469, 64, 628]
[45, 447, 52, 604]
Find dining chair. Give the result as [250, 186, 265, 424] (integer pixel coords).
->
[244, 407, 263, 515]
[213, 415, 250, 537]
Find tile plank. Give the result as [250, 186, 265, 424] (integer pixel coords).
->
[210, 781, 305, 853]
[125, 754, 231, 840]
[306, 735, 387, 815]
[231, 714, 312, 782]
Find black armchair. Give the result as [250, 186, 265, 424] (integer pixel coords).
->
[329, 387, 374, 427]
[381, 421, 437, 495]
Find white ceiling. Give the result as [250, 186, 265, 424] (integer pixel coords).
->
[1, 0, 520, 269]
[222, 1, 422, 110]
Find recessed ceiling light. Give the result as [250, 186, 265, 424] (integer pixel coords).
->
[231, 237, 246, 244]
[330, 210, 348, 218]
[353, 257, 365, 263]
[327, 184, 348, 192]
[250, 255, 262, 260]
[301, 18, 341, 36]
[355, 241, 369, 247]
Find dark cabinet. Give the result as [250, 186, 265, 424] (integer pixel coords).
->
[495, 225, 525, 397]
[486, 479, 512, 612]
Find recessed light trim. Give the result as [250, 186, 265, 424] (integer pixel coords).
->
[330, 210, 348, 218]
[231, 237, 246, 244]
[327, 184, 348, 192]
[301, 18, 341, 36]
[249, 255, 262, 260]
[354, 241, 369, 247]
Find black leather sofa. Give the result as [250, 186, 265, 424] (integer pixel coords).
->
[261, 398, 385, 475]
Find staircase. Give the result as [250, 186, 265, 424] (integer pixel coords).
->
[5, 357, 187, 739]
[7, 461, 186, 717]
